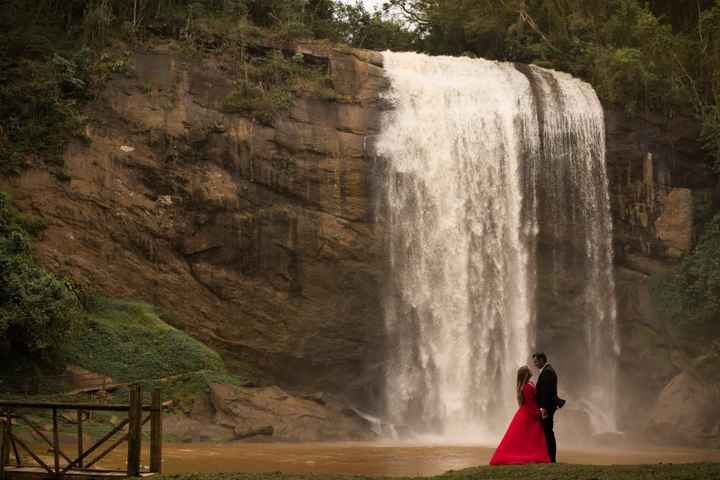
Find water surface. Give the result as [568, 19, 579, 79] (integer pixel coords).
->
[152, 442, 720, 477]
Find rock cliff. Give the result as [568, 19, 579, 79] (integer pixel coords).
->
[605, 108, 717, 433]
[1, 43, 388, 407]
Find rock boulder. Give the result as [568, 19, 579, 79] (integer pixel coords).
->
[647, 370, 720, 447]
[208, 383, 376, 441]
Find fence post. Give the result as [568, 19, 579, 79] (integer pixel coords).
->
[77, 409, 84, 468]
[127, 385, 142, 477]
[149, 389, 162, 473]
[52, 408, 59, 474]
[0, 416, 7, 480]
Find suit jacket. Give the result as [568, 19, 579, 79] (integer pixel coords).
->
[535, 364, 559, 415]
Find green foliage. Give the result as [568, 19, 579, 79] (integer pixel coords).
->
[0, 193, 80, 357]
[650, 213, 720, 353]
[63, 296, 225, 383]
[0, 0, 413, 163]
[702, 102, 720, 173]
[334, 2, 416, 50]
[223, 84, 294, 125]
[0, 47, 92, 175]
[222, 49, 339, 124]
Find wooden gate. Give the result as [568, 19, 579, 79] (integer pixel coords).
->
[0, 385, 162, 479]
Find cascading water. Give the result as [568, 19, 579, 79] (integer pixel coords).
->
[376, 51, 618, 439]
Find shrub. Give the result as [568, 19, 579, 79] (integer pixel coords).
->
[0, 193, 80, 358]
[0, 43, 92, 176]
[222, 49, 340, 124]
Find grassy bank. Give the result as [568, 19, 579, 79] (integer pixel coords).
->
[62, 296, 251, 404]
[0, 294, 250, 405]
[64, 297, 224, 382]
[156, 463, 720, 480]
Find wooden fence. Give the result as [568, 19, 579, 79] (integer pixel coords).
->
[0, 385, 161, 479]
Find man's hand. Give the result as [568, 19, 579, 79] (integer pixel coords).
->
[540, 408, 548, 419]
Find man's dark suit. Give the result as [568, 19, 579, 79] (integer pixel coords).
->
[535, 364, 558, 463]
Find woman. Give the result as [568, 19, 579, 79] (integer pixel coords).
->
[489, 366, 551, 465]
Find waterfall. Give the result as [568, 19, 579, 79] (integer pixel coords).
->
[376, 52, 618, 438]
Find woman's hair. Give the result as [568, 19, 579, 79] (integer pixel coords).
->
[516, 365, 532, 406]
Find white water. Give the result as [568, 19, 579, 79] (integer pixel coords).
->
[376, 52, 618, 438]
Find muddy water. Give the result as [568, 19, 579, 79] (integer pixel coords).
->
[94, 442, 720, 477]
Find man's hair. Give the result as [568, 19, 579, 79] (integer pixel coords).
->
[532, 352, 548, 363]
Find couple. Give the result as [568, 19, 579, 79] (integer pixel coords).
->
[490, 352, 565, 465]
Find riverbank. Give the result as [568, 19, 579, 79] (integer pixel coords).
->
[155, 463, 720, 480]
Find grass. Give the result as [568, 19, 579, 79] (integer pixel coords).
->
[0, 295, 255, 405]
[155, 464, 720, 480]
[62, 297, 225, 383]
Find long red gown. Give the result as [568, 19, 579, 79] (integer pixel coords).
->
[489, 382, 551, 465]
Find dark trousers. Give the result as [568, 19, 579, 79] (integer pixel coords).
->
[542, 415, 556, 463]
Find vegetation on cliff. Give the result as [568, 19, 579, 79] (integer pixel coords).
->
[0, 0, 407, 175]
[0, 193, 80, 364]
[221, 49, 346, 124]
[650, 215, 720, 356]
[64, 297, 225, 383]
[0, 191, 242, 399]
[3, 0, 718, 172]
[63, 296, 248, 404]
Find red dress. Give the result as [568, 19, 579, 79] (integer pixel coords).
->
[489, 382, 551, 465]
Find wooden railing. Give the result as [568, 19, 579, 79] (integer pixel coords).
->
[0, 385, 162, 479]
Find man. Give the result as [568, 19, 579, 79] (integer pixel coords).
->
[533, 352, 565, 463]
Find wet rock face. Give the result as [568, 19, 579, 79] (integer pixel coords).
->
[0, 46, 388, 405]
[613, 267, 678, 431]
[654, 188, 694, 257]
[605, 108, 715, 268]
[604, 108, 716, 436]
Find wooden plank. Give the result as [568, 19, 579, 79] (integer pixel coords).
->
[83, 433, 127, 470]
[149, 389, 162, 473]
[61, 418, 129, 473]
[9, 436, 20, 466]
[77, 410, 83, 469]
[1, 418, 8, 480]
[4, 466, 159, 480]
[0, 401, 152, 412]
[9, 433, 53, 474]
[15, 415, 71, 465]
[85, 412, 151, 469]
[126, 385, 142, 477]
[51, 409, 59, 474]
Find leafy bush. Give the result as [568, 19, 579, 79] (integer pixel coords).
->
[0, 193, 80, 357]
[0, 22, 92, 176]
